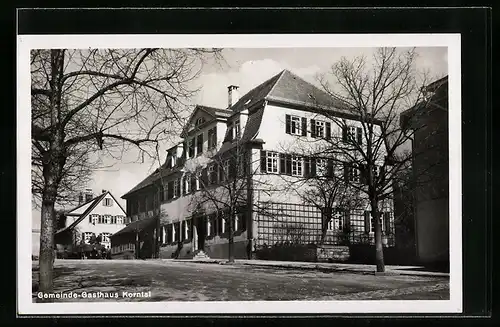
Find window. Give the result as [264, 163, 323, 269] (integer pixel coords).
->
[196, 133, 203, 155]
[370, 214, 383, 234]
[291, 156, 303, 176]
[314, 120, 325, 138]
[195, 117, 206, 126]
[266, 151, 279, 173]
[208, 164, 217, 184]
[82, 232, 93, 244]
[195, 172, 201, 191]
[184, 175, 191, 194]
[344, 125, 363, 145]
[105, 215, 112, 224]
[237, 155, 245, 176]
[208, 127, 217, 150]
[188, 138, 195, 158]
[234, 120, 241, 139]
[220, 160, 229, 182]
[173, 179, 179, 198]
[166, 224, 173, 243]
[103, 198, 113, 207]
[316, 158, 327, 176]
[111, 216, 117, 224]
[100, 233, 112, 243]
[236, 213, 246, 231]
[344, 163, 360, 183]
[89, 214, 98, 225]
[290, 115, 301, 135]
[116, 216, 123, 224]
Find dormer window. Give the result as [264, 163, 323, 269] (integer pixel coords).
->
[195, 117, 206, 127]
[234, 120, 241, 139]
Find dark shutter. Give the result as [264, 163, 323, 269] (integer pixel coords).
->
[357, 127, 362, 145]
[304, 157, 310, 177]
[343, 209, 351, 231]
[343, 163, 349, 181]
[229, 158, 236, 179]
[285, 154, 292, 175]
[326, 122, 331, 140]
[364, 211, 371, 233]
[285, 114, 291, 134]
[219, 163, 225, 182]
[327, 160, 334, 177]
[201, 168, 208, 187]
[310, 119, 316, 138]
[359, 164, 368, 185]
[301, 117, 307, 136]
[311, 158, 317, 177]
[379, 166, 386, 184]
[384, 212, 391, 234]
[175, 180, 180, 197]
[279, 153, 286, 174]
[190, 174, 197, 192]
[260, 151, 267, 173]
[227, 126, 233, 141]
[342, 125, 347, 142]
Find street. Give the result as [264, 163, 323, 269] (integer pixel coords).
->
[32, 259, 449, 302]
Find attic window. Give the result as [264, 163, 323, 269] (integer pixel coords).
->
[244, 99, 251, 105]
[195, 117, 206, 126]
[308, 93, 316, 100]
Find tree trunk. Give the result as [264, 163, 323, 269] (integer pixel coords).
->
[228, 210, 235, 263]
[39, 186, 57, 293]
[319, 208, 331, 246]
[371, 198, 385, 272]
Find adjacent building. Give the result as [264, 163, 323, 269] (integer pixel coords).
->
[54, 189, 127, 255]
[113, 70, 396, 261]
[400, 76, 449, 267]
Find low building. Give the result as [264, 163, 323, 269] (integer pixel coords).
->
[54, 189, 127, 257]
[400, 76, 449, 268]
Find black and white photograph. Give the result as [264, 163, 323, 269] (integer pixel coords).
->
[18, 33, 462, 314]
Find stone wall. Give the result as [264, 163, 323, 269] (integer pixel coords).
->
[316, 245, 350, 262]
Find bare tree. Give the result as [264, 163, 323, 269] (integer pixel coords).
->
[31, 48, 223, 292]
[188, 137, 271, 263]
[311, 47, 442, 272]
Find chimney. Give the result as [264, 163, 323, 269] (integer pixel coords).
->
[102, 189, 107, 194]
[227, 85, 240, 108]
[84, 188, 93, 203]
[78, 192, 84, 205]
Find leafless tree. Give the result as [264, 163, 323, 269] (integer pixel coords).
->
[188, 137, 272, 263]
[31, 48, 223, 292]
[310, 47, 444, 272]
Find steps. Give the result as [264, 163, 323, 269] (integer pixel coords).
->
[192, 250, 210, 260]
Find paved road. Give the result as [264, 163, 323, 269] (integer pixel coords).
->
[32, 260, 449, 302]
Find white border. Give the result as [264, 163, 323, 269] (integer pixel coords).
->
[17, 34, 462, 315]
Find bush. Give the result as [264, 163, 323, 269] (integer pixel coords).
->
[255, 243, 317, 262]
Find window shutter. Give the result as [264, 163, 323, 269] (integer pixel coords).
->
[229, 158, 236, 179]
[190, 174, 197, 192]
[285, 114, 291, 134]
[304, 157, 310, 177]
[285, 154, 292, 175]
[182, 176, 187, 194]
[342, 125, 347, 142]
[311, 158, 317, 177]
[219, 163, 225, 182]
[379, 166, 386, 184]
[343, 163, 349, 181]
[260, 151, 266, 173]
[301, 117, 307, 136]
[310, 119, 316, 138]
[357, 127, 363, 145]
[327, 160, 334, 177]
[384, 212, 391, 234]
[359, 164, 368, 185]
[201, 168, 208, 187]
[326, 122, 331, 140]
[364, 211, 371, 233]
[279, 153, 286, 174]
[343, 209, 351, 231]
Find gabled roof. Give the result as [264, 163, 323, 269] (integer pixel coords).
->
[228, 69, 351, 115]
[55, 191, 126, 235]
[180, 105, 232, 137]
[121, 162, 183, 199]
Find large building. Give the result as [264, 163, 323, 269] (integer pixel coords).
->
[400, 76, 449, 267]
[113, 70, 396, 261]
[54, 189, 127, 256]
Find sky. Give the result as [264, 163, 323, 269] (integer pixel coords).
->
[31, 47, 448, 230]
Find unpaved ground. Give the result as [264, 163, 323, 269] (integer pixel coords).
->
[32, 259, 449, 302]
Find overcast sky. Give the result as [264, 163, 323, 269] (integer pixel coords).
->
[32, 47, 448, 229]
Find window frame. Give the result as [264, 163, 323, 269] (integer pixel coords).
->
[290, 115, 302, 136]
[315, 120, 325, 138]
[291, 155, 303, 176]
[266, 151, 279, 174]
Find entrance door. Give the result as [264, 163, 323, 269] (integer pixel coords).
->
[196, 216, 206, 251]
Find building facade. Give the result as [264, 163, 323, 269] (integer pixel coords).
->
[400, 76, 449, 267]
[115, 70, 396, 261]
[54, 190, 127, 256]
